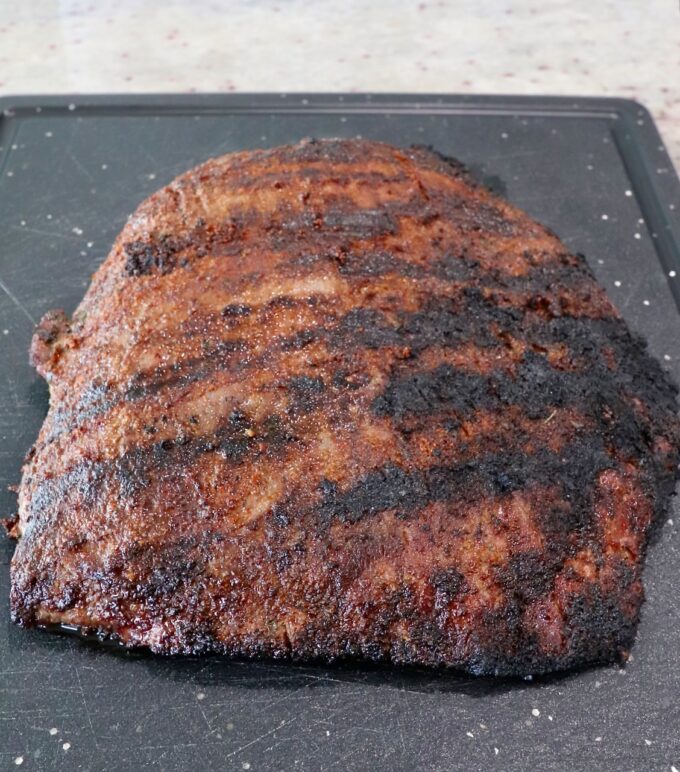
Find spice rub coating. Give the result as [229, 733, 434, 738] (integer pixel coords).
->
[10, 139, 680, 675]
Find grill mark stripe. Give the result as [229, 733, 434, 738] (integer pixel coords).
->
[47, 339, 249, 435]
[332, 249, 595, 292]
[125, 339, 248, 401]
[123, 188, 521, 277]
[28, 420, 607, 540]
[124, 247, 599, 351]
[324, 297, 620, 357]
[194, 157, 413, 187]
[312, 437, 614, 526]
[50, 298, 625, 439]
[373, 353, 613, 422]
[212, 167, 412, 193]
[27, 412, 298, 533]
[124, 207, 400, 276]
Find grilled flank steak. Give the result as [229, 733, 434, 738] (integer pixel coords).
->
[8, 139, 680, 675]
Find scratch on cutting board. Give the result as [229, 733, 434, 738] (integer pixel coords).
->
[8, 223, 80, 241]
[5, 376, 22, 410]
[74, 666, 100, 751]
[0, 275, 36, 324]
[481, 149, 542, 163]
[322, 745, 364, 770]
[67, 148, 95, 183]
[224, 718, 294, 759]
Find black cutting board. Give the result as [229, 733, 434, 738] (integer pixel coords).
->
[1, 94, 680, 772]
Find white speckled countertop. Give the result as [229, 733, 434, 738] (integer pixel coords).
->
[0, 0, 679, 167]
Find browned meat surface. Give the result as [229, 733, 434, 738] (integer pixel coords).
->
[9, 138, 680, 676]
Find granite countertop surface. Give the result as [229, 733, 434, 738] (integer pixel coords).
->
[0, 0, 678, 168]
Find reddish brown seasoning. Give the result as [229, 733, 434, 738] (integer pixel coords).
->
[9, 139, 680, 675]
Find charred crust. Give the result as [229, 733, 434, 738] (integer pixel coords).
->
[311, 438, 612, 528]
[1, 514, 20, 539]
[124, 236, 182, 276]
[29, 309, 71, 375]
[221, 303, 252, 318]
[407, 144, 476, 184]
[431, 568, 468, 603]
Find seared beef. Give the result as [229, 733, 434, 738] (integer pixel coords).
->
[9, 139, 680, 675]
